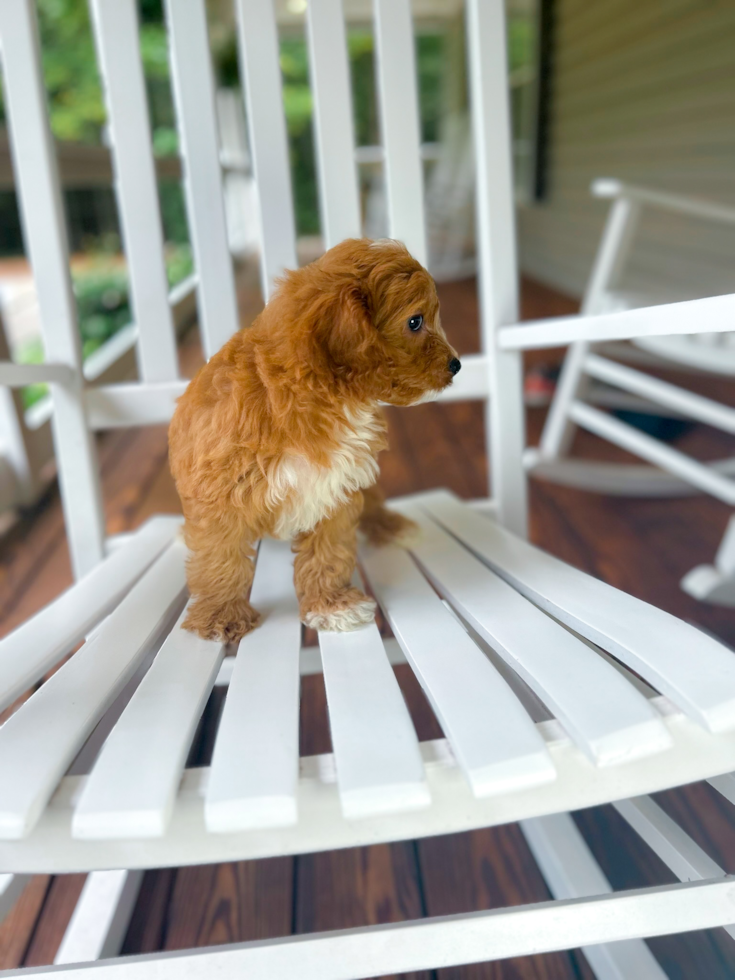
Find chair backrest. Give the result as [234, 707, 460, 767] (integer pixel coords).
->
[0, 0, 526, 580]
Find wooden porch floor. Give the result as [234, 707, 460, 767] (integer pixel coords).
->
[1, 277, 735, 977]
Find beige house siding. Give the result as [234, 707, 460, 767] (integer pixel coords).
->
[517, 0, 735, 302]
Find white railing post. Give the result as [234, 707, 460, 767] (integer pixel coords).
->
[373, 0, 428, 266]
[466, 0, 527, 536]
[164, 0, 240, 358]
[234, 0, 297, 301]
[0, 0, 106, 577]
[88, 0, 179, 383]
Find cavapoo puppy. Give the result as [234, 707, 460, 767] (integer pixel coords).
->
[169, 238, 461, 641]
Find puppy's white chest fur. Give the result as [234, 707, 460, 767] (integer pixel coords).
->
[268, 406, 380, 539]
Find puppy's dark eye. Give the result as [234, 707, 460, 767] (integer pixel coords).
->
[407, 314, 423, 332]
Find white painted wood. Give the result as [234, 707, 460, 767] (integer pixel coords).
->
[0, 363, 74, 387]
[0, 516, 181, 713]
[164, 0, 239, 358]
[372, 0, 427, 264]
[0, 0, 106, 577]
[306, 0, 361, 247]
[584, 353, 735, 434]
[526, 448, 735, 498]
[0, 873, 30, 925]
[206, 540, 302, 832]
[0, 541, 187, 840]
[85, 381, 189, 430]
[3, 877, 735, 978]
[5, 698, 735, 871]
[465, 0, 527, 535]
[708, 771, 735, 807]
[593, 178, 735, 226]
[319, 621, 429, 819]
[419, 491, 735, 734]
[614, 796, 725, 879]
[539, 195, 641, 460]
[499, 292, 735, 351]
[361, 544, 556, 796]
[522, 813, 668, 979]
[570, 400, 735, 505]
[234, 0, 297, 300]
[54, 870, 144, 964]
[395, 501, 670, 766]
[73, 604, 224, 839]
[429, 353, 490, 402]
[88, 0, 179, 383]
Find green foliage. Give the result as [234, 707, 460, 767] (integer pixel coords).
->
[508, 16, 535, 72]
[17, 244, 193, 409]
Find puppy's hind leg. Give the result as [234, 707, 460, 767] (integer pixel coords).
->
[182, 503, 260, 643]
[293, 491, 376, 632]
[359, 483, 420, 548]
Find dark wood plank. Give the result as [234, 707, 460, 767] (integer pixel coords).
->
[22, 874, 87, 967]
[573, 804, 735, 979]
[418, 826, 594, 980]
[162, 859, 293, 951]
[0, 877, 51, 969]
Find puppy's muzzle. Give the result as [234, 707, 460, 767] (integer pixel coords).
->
[448, 357, 462, 376]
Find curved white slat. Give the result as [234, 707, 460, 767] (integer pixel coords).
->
[164, 0, 239, 357]
[4, 704, 735, 872]
[522, 814, 668, 979]
[0, 0, 105, 577]
[361, 544, 556, 796]
[373, 0, 427, 264]
[306, 0, 361, 247]
[234, 0, 297, 300]
[0, 542, 187, 840]
[205, 540, 302, 832]
[72, 604, 224, 839]
[419, 490, 735, 734]
[0, 516, 181, 713]
[88, 0, 179, 382]
[320, 621, 429, 819]
[395, 502, 671, 767]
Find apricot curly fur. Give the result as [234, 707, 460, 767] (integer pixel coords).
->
[168, 238, 458, 641]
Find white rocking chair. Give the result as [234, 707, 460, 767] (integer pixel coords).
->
[1, 1, 735, 977]
[527, 178, 735, 606]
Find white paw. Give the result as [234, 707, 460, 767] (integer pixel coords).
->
[304, 597, 377, 632]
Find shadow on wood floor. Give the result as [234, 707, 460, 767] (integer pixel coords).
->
[1, 277, 734, 977]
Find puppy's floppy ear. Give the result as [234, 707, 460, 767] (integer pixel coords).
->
[325, 283, 377, 368]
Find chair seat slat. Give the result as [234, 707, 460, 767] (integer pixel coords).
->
[394, 501, 671, 768]
[319, 622, 429, 819]
[72, 604, 224, 840]
[205, 540, 301, 832]
[419, 490, 735, 734]
[0, 542, 187, 840]
[0, 516, 181, 713]
[361, 544, 556, 796]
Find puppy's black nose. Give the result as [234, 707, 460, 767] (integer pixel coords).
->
[448, 357, 462, 376]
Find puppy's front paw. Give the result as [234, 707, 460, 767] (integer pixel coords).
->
[301, 587, 377, 632]
[360, 508, 421, 549]
[184, 597, 261, 643]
